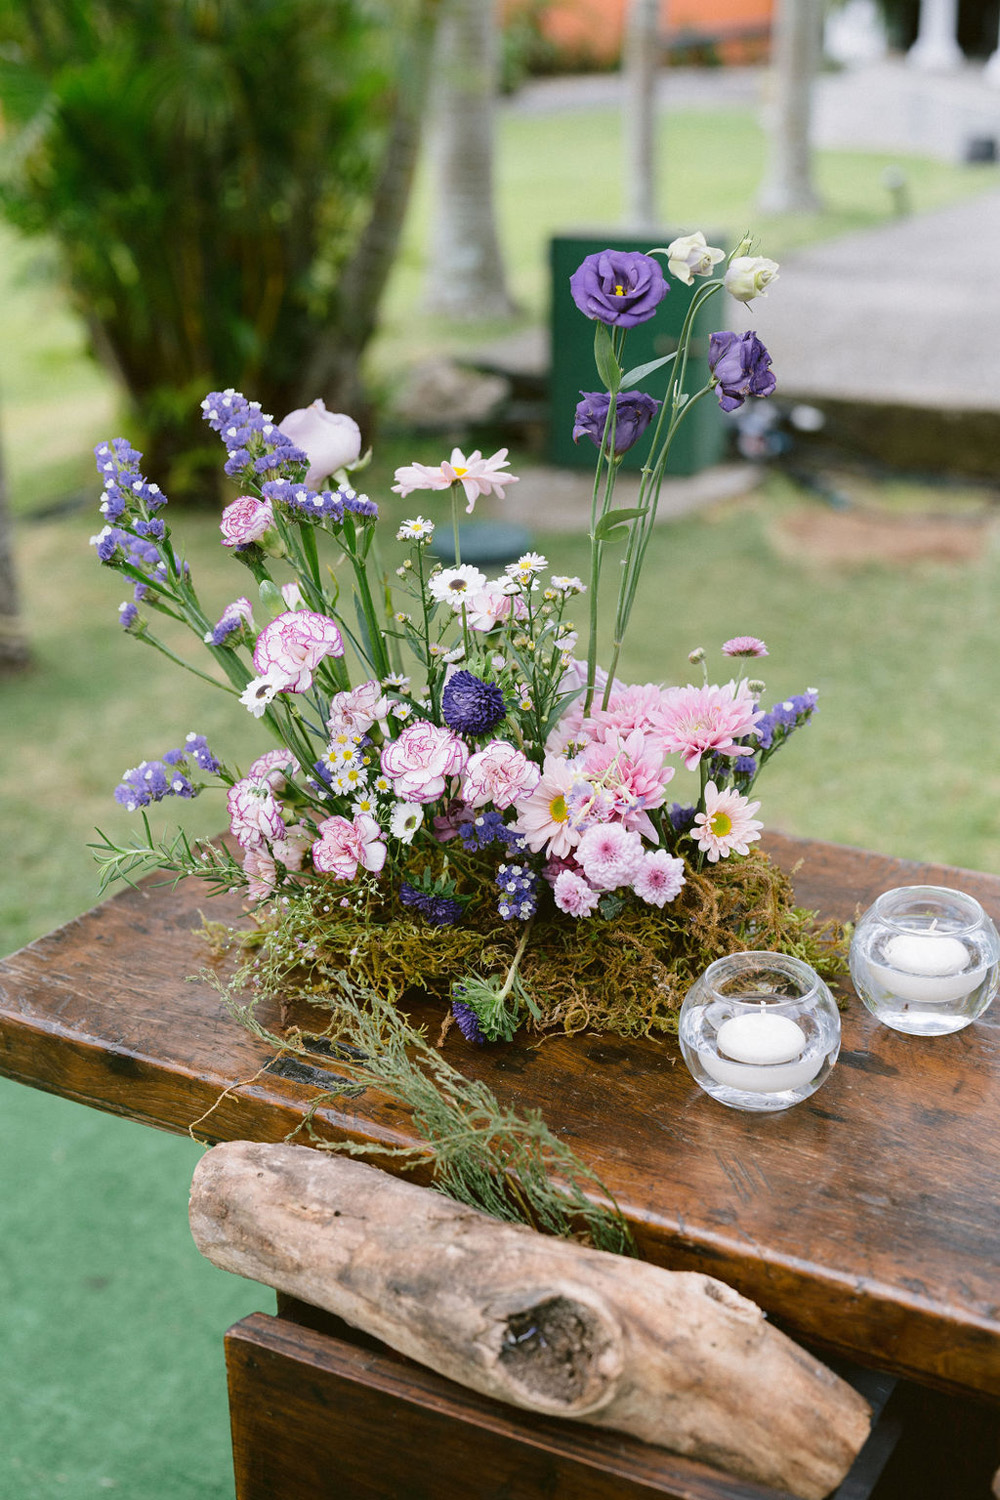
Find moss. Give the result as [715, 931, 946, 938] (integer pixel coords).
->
[231, 845, 847, 1041]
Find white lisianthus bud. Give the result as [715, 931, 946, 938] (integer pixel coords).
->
[664, 231, 725, 286]
[278, 400, 362, 487]
[724, 256, 779, 303]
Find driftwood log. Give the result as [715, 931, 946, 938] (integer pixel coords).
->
[190, 1141, 871, 1500]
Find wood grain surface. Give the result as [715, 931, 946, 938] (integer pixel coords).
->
[2, 832, 999, 1400]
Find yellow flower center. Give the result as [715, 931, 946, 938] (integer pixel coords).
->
[709, 809, 733, 837]
[452, 466, 468, 477]
[613, 283, 626, 296]
[549, 794, 568, 822]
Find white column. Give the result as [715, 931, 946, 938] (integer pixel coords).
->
[907, 0, 963, 72]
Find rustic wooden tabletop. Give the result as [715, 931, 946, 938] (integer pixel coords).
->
[1, 831, 998, 1403]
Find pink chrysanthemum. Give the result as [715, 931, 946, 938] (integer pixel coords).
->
[656, 681, 762, 771]
[721, 636, 768, 658]
[552, 869, 601, 918]
[577, 729, 675, 839]
[632, 850, 686, 907]
[692, 781, 763, 863]
[575, 821, 644, 891]
[391, 447, 519, 514]
[511, 756, 580, 858]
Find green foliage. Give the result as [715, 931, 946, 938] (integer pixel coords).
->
[0, 0, 434, 493]
[221, 971, 637, 1256]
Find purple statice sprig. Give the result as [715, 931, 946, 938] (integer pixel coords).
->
[201, 389, 308, 482]
[496, 860, 538, 923]
[457, 811, 526, 855]
[94, 440, 167, 522]
[716, 689, 819, 794]
[261, 479, 378, 526]
[113, 734, 221, 812]
[399, 864, 468, 928]
[450, 956, 541, 1044]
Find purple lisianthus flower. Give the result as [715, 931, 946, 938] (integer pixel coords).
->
[569, 249, 668, 328]
[708, 331, 777, 412]
[573, 390, 660, 455]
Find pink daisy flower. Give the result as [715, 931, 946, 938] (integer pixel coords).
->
[575, 821, 645, 891]
[511, 755, 580, 859]
[633, 850, 686, 907]
[656, 681, 762, 771]
[552, 870, 601, 918]
[692, 781, 763, 863]
[391, 447, 519, 514]
[721, 636, 768, 658]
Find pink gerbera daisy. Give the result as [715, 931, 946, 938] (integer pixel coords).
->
[721, 636, 768, 658]
[511, 756, 579, 858]
[391, 447, 519, 514]
[692, 781, 763, 862]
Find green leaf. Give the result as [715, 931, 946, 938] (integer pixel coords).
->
[593, 506, 648, 542]
[593, 323, 621, 394]
[619, 351, 677, 386]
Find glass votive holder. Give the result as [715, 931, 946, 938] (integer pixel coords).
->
[678, 952, 841, 1113]
[849, 885, 1000, 1036]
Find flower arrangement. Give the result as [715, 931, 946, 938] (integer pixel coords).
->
[92, 234, 840, 1049]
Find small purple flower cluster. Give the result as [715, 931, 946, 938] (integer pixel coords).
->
[261, 480, 378, 524]
[442, 671, 506, 736]
[399, 881, 464, 927]
[496, 861, 538, 922]
[756, 689, 819, 751]
[93, 526, 170, 602]
[94, 440, 167, 521]
[201, 389, 308, 479]
[113, 734, 219, 811]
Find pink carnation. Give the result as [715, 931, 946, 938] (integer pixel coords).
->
[552, 869, 601, 918]
[220, 495, 275, 548]
[227, 777, 286, 850]
[253, 610, 344, 692]
[328, 679, 390, 736]
[248, 748, 301, 789]
[575, 822, 645, 891]
[273, 821, 312, 872]
[380, 720, 469, 803]
[311, 813, 387, 880]
[462, 741, 541, 810]
[632, 850, 686, 907]
[656, 681, 762, 771]
[242, 846, 278, 902]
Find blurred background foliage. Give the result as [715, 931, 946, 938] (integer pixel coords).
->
[0, 0, 440, 497]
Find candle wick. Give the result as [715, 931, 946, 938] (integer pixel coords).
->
[928, 919, 939, 933]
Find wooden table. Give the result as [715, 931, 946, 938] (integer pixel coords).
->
[2, 832, 999, 1447]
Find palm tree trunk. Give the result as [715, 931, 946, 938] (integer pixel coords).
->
[758, 0, 823, 215]
[422, 0, 515, 319]
[623, 0, 662, 231]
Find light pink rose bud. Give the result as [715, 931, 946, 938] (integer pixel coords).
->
[279, 400, 362, 487]
[220, 495, 276, 549]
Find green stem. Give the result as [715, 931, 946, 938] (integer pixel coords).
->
[451, 484, 463, 568]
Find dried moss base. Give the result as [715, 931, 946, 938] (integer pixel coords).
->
[229, 847, 847, 1041]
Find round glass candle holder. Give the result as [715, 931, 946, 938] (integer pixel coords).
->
[849, 885, 1000, 1036]
[678, 952, 841, 1113]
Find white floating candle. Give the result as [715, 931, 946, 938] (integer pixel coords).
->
[716, 1006, 806, 1065]
[873, 932, 983, 1005]
[703, 1004, 819, 1095]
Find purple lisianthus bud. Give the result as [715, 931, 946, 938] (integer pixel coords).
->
[708, 331, 777, 412]
[573, 389, 660, 455]
[569, 249, 668, 328]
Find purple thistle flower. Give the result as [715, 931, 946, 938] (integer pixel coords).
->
[400, 882, 464, 927]
[708, 331, 777, 413]
[442, 671, 507, 736]
[570, 249, 669, 328]
[451, 995, 487, 1045]
[573, 390, 660, 455]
